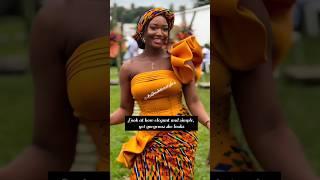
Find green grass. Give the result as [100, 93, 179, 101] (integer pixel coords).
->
[110, 81, 210, 179]
[0, 16, 32, 166]
[0, 16, 27, 56]
[0, 74, 34, 166]
[277, 38, 320, 171]
[277, 79, 320, 172]
[110, 65, 118, 80]
[286, 36, 320, 65]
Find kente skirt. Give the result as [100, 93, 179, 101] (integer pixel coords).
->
[130, 130, 198, 179]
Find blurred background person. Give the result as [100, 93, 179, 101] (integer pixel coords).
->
[202, 43, 210, 74]
[123, 36, 139, 61]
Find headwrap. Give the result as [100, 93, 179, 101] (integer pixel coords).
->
[133, 7, 175, 49]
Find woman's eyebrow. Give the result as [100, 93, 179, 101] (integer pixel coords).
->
[149, 23, 169, 27]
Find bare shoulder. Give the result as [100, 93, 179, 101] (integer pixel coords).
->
[125, 54, 145, 66]
[120, 59, 135, 75]
[31, 0, 68, 50]
[120, 55, 145, 78]
[34, 0, 67, 27]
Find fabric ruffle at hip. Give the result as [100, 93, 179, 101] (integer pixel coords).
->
[130, 130, 198, 179]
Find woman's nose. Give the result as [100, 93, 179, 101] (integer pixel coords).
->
[155, 28, 164, 36]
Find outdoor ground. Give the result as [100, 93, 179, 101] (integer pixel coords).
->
[0, 16, 319, 179]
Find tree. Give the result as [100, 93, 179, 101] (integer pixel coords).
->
[194, 0, 209, 7]
[169, 3, 174, 11]
[130, 3, 135, 10]
[111, 5, 152, 24]
[21, 0, 37, 35]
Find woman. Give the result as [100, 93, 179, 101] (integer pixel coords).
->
[110, 8, 210, 179]
[212, 0, 319, 179]
[0, 0, 108, 179]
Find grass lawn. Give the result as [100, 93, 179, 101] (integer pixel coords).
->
[0, 74, 33, 165]
[0, 16, 27, 57]
[0, 16, 31, 166]
[110, 70, 211, 179]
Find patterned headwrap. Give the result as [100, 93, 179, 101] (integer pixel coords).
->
[133, 7, 175, 49]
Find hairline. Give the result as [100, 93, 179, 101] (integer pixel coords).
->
[142, 15, 170, 34]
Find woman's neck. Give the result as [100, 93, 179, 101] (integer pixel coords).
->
[142, 46, 166, 58]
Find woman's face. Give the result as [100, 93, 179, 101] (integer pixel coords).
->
[143, 16, 169, 49]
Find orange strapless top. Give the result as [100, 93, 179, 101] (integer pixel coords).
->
[117, 36, 203, 168]
[66, 37, 108, 121]
[131, 70, 184, 116]
[66, 37, 109, 171]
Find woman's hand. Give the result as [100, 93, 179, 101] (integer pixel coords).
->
[205, 120, 210, 129]
[110, 108, 128, 125]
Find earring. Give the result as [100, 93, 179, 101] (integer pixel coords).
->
[142, 38, 145, 43]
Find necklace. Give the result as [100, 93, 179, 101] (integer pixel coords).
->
[152, 62, 155, 70]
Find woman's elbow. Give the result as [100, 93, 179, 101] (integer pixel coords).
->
[244, 108, 289, 140]
[31, 142, 76, 170]
[119, 105, 133, 116]
[186, 99, 200, 112]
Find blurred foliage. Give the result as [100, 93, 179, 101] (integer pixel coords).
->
[111, 3, 153, 26]
[194, 0, 209, 7]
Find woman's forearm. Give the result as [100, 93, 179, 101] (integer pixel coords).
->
[110, 107, 133, 125]
[187, 101, 210, 128]
[247, 124, 318, 180]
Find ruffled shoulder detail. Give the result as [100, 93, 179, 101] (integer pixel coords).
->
[117, 131, 158, 168]
[213, 0, 295, 71]
[213, 0, 239, 17]
[170, 36, 203, 84]
[213, 0, 268, 71]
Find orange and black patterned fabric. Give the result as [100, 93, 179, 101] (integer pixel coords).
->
[130, 130, 198, 179]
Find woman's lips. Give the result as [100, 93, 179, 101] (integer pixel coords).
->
[153, 38, 164, 45]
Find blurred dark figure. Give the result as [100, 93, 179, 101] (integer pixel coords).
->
[0, 1, 108, 179]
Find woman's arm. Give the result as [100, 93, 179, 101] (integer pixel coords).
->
[232, 59, 318, 180]
[0, 1, 78, 179]
[232, 0, 318, 179]
[110, 61, 134, 125]
[183, 79, 210, 129]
